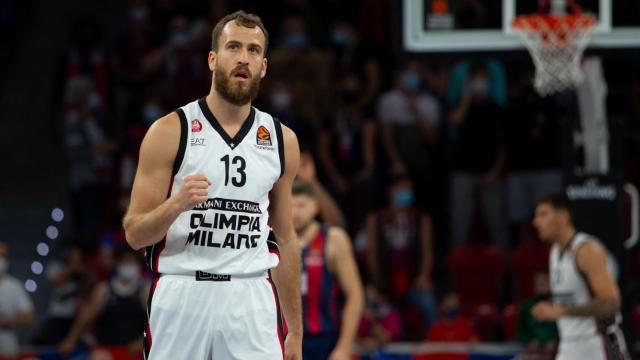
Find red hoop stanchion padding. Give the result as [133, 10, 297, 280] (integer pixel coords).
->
[513, 14, 596, 95]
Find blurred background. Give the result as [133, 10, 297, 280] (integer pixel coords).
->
[0, 0, 639, 359]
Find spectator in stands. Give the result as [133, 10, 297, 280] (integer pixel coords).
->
[0, 242, 36, 357]
[517, 272, 558, 359]
[377, 60, 441, 210]
[33, 242, 92, 345]
[63, 75, 116, 241]
[448, 61, 509, 250]
[327, 20, 381, 115]
[59, 246, 148, 359]
[297, 149, 346, 228]
[366, 174, 437, 332]
[422, 292, 477, 360]
[268, 15, 331, 138]
[357, 286, 403, 351]
[505, 69, 562, 244]
[318, 71, 377, 230]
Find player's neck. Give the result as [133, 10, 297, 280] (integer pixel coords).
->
[556, 226, 577, 250]
[297, 221, 320, 249]
[205, 91, 251, 125]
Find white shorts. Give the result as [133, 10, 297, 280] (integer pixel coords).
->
[143, 271, 285, 360]
[557, 332, 629, 360]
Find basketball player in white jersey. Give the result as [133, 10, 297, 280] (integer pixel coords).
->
[531, 192, 630, 360]
[123, 11, 302, 359]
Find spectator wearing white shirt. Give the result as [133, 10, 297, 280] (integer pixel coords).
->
[33, 243, 91, 345]
[0, 242, 36, 357]
[377, 61, 441, 210]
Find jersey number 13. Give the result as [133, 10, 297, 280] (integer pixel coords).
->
[220, 155, 246, 187]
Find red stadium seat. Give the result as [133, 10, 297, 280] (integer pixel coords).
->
[447, 244, 506, 315]
[632, 305, 640, 341]
[502, 303, 520, 341]
[510, 240, 550, 302]
[472, 303, 500, 341]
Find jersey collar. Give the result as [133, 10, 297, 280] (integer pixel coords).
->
[198, 97, 255, 150]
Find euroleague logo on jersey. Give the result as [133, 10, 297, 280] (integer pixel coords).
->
[256, 125, 272, 146]
[192, 119, 203, 133]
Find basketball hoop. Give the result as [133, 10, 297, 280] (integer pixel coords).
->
[513, 13, 596, 95]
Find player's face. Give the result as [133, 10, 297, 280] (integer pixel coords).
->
[209, 21, 267, 106]
[292, 194, 318, 232]
[533, 203, 560, 242]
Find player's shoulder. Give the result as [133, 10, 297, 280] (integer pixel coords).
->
[573, 232, 605, 254]
[253, 107, 297, 143]
[326, 226, 353, 254]
[144, 111, 181, 144]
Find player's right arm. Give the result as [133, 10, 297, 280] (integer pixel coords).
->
[123, 113, 210, 250]
[533, 241, 620, 321]
[564, 241, 621, 317]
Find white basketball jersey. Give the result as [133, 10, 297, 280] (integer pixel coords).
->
[145, 98, 284, 276]
[549, 232, 621, 340]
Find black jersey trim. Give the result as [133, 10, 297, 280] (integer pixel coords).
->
[273, 117, 285, 177]
[197, 97, 255, 150]
[173, 108, 188, 176]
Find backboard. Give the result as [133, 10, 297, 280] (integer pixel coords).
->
[403, 0, 640, 52]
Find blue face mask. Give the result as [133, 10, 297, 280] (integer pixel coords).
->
[143, 104, 162, 126]
[402, 72, 422, 92]
[444, 307, 460, 319]
[331, 30, 349, 47]
[282, 32, 307, 49]
[393, 190, 414, 208]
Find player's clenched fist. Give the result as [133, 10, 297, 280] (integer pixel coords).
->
[171, 173, 211, 212]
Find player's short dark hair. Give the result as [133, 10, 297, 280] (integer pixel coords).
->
[535, 192, 573, 218]
[292, 179, 316, 199]
[211, 10, 269, 54]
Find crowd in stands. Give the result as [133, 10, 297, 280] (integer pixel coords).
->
[2, 0, 640, 359]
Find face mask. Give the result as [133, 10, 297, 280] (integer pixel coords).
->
[143, 104, 162, 126]
[282, 32, 307, 49]
[331, 30, 349, 47]
[393, 190, 414, 208]
[270, 91, 292, 111]
[170, 30, 190, 47]
[117, 264, 140, 281]
[402, 72, 422, 92]
[444, 307, 459, 319]
[87, 93, 100, 111]
[0, 259, 7, 275]
[470, 78, 489, 97]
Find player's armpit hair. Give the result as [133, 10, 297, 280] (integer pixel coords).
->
[564, 298, 620, 318]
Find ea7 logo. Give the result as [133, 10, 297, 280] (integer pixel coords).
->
[191, 138, 206, 146]
[256, 126, 272, 146]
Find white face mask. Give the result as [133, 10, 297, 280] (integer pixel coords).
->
[0, 258, 7, 275]
[117, 264, 140, 281]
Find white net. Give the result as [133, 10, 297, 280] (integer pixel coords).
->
[513, 15, 596, 95]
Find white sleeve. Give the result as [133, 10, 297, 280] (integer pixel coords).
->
[376, 94, 395, 124]
[11, 281, 34, 313]
[418, 95, 441, 125]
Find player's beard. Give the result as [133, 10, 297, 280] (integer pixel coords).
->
[214, 65, 261, 106]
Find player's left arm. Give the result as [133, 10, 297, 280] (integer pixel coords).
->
[563, 241, 621, 317]
[533, 241, 620, 321]
[327, 227, 364, 360]
[269, 125, 302, 359]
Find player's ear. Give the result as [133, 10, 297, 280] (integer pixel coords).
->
[260, 57, 267, 79]
[208, 51, 216, 71]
